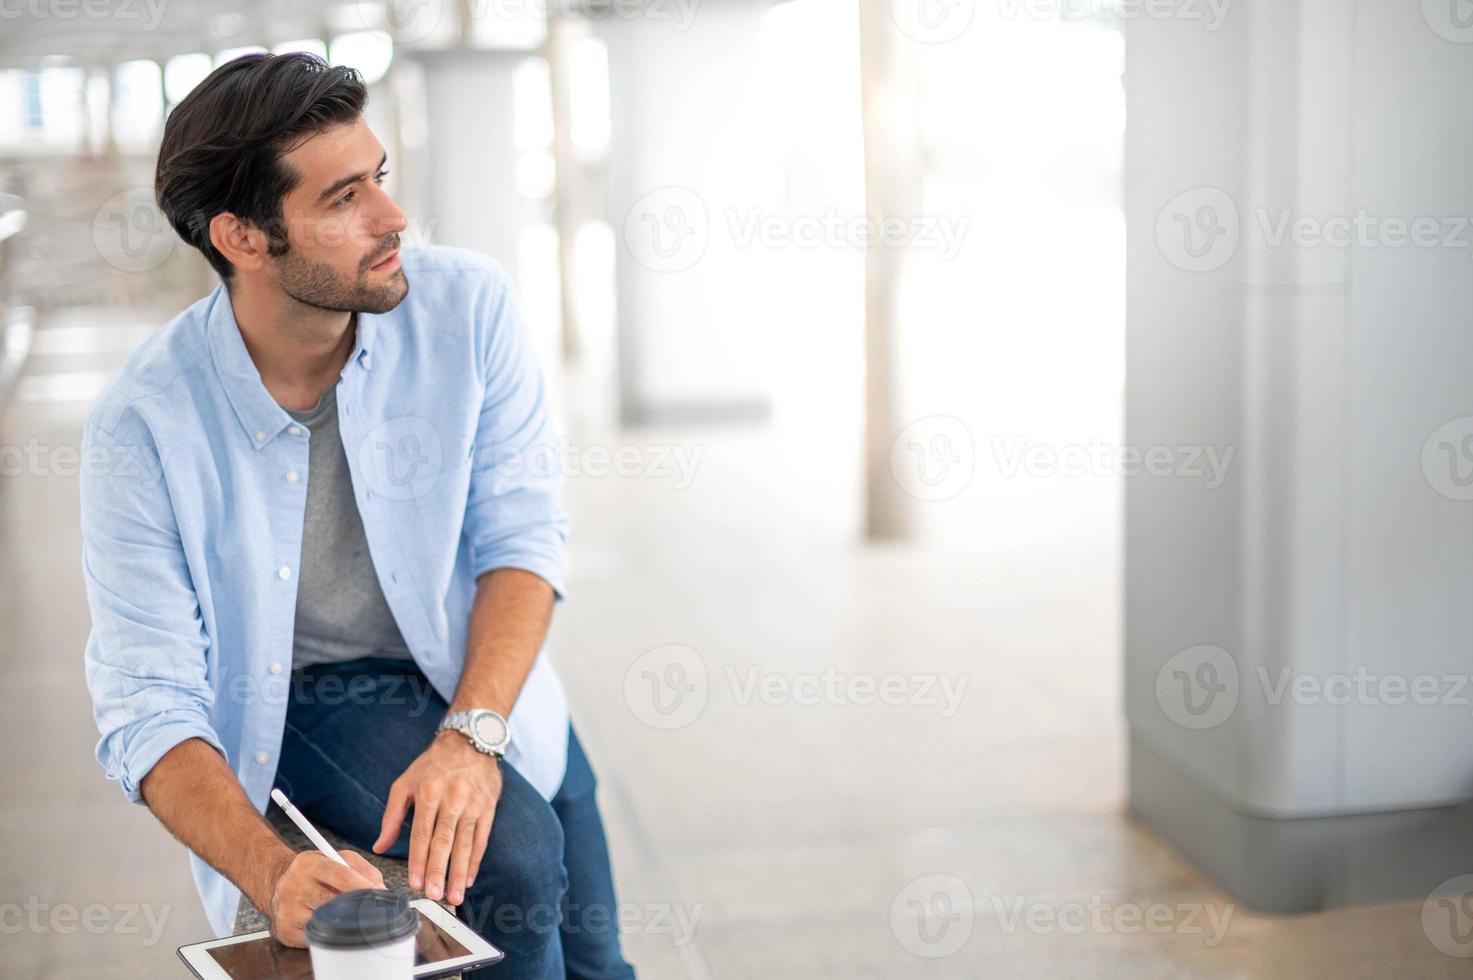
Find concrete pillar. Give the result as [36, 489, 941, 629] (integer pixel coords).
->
[398, 49, 524, 283]
[77, 70, 93, 156]
[1125, 0, 1473, 912]
[598, 1, 774, 425]
[857, 0, 921, 539]
[546, 11, 582, 364]
[99, 65, 118, 158]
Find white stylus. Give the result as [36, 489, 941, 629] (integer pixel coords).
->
[270, 788, 350, 868]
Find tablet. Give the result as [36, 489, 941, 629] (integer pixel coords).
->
[176, 899, 502, 979]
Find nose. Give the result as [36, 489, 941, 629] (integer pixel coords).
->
[371, 183, 408, 237]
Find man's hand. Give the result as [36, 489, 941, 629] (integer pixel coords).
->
[375, 568, 551, 906]
[267, 850, 386, 948]
[374, 731, 501, 906]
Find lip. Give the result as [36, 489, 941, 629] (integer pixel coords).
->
[370, 249, 400, 272]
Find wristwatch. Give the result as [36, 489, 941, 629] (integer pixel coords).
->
[437, 708, 512, 758]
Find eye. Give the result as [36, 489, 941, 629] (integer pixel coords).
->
[335, 189, 356, 207]
[375, 169, 389, 185]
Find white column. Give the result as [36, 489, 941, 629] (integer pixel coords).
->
[599, 1, 775, 424]
[398, 49, 524, 281]
[857, 0, 921, 539]
[1125, 0, 1473, 910]
[546, 11, 582, 364]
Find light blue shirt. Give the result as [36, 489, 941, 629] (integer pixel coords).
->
[80, 245, 571, 938]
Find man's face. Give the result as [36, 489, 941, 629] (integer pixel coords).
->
[268, 116, 409, 315]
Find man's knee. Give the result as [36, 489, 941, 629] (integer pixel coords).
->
[462, 778, 568, 943]
[465, 845, 568, 945]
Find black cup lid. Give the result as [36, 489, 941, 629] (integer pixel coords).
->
[305, 889, 420, 949]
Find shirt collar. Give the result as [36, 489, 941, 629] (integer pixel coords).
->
[350, 310, 377, 372]
[206, 287, 379, 450]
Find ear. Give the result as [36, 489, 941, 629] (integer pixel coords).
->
[208, 212, 269, 276]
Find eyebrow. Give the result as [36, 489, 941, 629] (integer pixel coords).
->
[315, 151, 388, 205]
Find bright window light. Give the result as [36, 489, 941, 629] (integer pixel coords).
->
[329, 31, 394, 86]
[513, 57, 553, 152]
[112, 60, 163, 148]
[164, 53, 212, 104]
[569, 38, 610, 156]
[38, 67, 85, 145]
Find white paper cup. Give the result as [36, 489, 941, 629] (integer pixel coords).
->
[306, 888, 419, 980]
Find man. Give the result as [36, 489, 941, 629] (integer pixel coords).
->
[80, 52, 634, 979]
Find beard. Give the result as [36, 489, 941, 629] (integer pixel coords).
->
[274, 237, 409, 315]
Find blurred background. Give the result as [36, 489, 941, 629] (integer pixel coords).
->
[2, 0, 1472, 976]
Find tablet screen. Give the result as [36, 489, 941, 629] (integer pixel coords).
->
[205, 908, 471, 978]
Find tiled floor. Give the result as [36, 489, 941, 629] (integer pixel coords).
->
[0, 305, 1460, 978]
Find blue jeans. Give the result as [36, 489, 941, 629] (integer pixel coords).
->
[272, 656, 636, 979]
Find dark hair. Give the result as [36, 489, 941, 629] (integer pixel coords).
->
[155, 53, 368, 280]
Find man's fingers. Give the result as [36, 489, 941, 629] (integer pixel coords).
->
[340, 850, 387, 890]
[271, 912, 309, 948]
[467, 813, 492, 891]
[423, 796, 465, 901]
[446, 817, 478, 905]
[375, 780, 411, 854]
[269, 852, 382, 949]
[313, 855, 379, 894]
[408, 790, 440, 892]
[281, 873, 353, 931]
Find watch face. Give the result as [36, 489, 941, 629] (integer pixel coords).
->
[472, 712, 508, 747]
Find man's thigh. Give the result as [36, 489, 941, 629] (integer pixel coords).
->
[272, 657, 571, 870]
[273, 656, 445, 855]
[273, 657, 574, 967]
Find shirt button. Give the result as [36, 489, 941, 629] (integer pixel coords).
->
[255, 752, 269, 765]
[286, 470, 300, 484]
[255, 431, 266, 442]
[288, 425, 303, 437]
[277, 565, 291, 580]
[269, 661, 283, 675]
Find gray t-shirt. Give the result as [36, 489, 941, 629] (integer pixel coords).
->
[285, 382, 414, 669]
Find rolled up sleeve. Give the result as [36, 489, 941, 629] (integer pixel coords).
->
[464, 269, 569, 598]
[80, 418, 223, 804]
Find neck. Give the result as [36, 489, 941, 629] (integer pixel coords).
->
[228, 276, 357, 412]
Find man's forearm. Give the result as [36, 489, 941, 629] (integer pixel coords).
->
[140, 737, 295, 914]
[446, 567, 555, 718]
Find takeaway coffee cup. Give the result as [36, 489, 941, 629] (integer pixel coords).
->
[305, 888, 419, 980]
